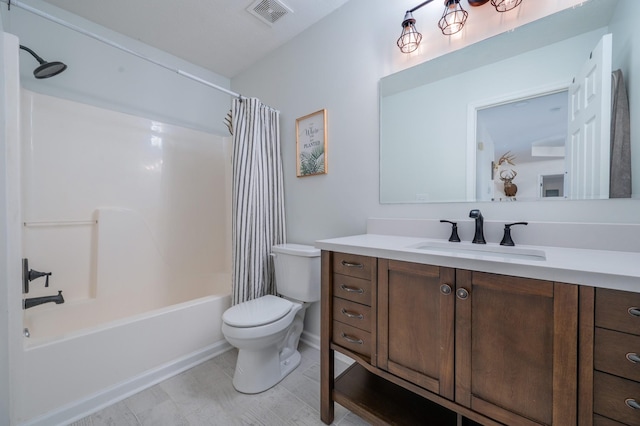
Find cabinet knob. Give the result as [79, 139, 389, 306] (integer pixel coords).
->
[626, 352, 640, 364]
[625, 398, 640, 410]
[440, 284, 452, 295]
[456, 288, 469, 300]
[629, 307, 640, 317]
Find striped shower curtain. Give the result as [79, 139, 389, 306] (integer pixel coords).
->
[231, 97, 286, 305]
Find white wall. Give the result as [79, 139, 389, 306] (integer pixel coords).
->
[1, 29, 11, 426]
[0, 0, 232, 135]
[231, 0, 640, 338]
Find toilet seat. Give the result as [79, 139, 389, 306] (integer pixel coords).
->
[223, 295, 293, 328]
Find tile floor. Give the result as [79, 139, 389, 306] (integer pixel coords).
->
[70, 343, 369, 426]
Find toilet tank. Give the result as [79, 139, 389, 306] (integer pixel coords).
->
[272, 243, 321, 302]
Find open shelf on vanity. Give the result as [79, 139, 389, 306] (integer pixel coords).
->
[334, 363, 461, 425]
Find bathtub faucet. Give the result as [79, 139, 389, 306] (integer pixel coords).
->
[24, 290, 64, 309]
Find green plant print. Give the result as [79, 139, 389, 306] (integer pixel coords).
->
[300, 146, 325, 175]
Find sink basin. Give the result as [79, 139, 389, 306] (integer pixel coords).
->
[410, 241, 546, 261]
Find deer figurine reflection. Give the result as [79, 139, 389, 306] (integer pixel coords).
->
[500, 169, 518, 197]
[495, 152, 518, 198]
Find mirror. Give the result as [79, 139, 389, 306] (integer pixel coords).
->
[475, 90, 569, 201]
[380, 0, 632, 203]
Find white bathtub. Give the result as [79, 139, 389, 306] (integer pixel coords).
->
[20, 291, 231, 426]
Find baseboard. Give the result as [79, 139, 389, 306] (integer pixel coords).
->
[300, 330, 354, 366]
[300, 330, 320, 350]
[23, 339, 232, 426]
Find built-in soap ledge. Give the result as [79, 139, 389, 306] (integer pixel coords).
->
[367, 218, 640, 253]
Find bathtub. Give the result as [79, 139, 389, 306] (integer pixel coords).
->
[20, 291, 231, 426]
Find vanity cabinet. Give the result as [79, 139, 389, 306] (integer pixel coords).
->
[377, 259, 455, 400]
[591, 288, 640, 425]
[321, 251, 580, 426]
[329, 251, 377, 360]
[455, 270, 578, 426]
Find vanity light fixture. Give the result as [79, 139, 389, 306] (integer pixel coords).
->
[397, 10, 423, 53]
[491, 0, 523, 12]
[397, 0, 524, 53]
[439, 0, 468, 35]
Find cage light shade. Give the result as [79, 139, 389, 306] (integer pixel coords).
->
[491, 0, 523, 12]
[397, 11, 423, 53]
[438, 0, 468, 35]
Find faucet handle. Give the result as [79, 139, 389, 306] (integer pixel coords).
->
[500, 222, 528, 246]
[440, 220, 461, 242]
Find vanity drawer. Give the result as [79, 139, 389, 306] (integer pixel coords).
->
[333, 297, 371, 332]
[332, 252, 374, 280]
[332, 321, 371, 358]
[596, 288, 640, 336]
[595, 328, 640, 382]
[332, 274, 372, 306]
[594, 371, 640, 426]
[594, 414, 626, 426]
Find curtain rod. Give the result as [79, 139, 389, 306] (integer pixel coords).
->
[2, 0, 242, 99]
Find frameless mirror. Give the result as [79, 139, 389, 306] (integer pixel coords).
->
[380, 0, 632, 203]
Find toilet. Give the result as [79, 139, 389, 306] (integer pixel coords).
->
[221, 243, 321, 394]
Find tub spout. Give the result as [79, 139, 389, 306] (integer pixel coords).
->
[24, 290, 64, 309]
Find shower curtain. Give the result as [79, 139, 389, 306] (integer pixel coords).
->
[231, 97, 286, 305]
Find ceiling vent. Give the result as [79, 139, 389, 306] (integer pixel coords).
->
[247, 0, 292, 26]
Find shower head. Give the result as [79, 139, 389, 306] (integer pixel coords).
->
[19, 45, 67, 79]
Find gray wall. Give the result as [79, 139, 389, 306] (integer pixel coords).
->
[231, 0, 640, 338]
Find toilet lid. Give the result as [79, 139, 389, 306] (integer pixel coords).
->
[223, 295, 293, 327]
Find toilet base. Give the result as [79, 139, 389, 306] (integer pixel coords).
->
[232, 347, 302, 394]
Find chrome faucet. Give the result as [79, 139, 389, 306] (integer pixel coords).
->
[469, 209, 486, 244]
[24, 290, 64, 309]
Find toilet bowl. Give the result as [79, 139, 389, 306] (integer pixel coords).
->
[221, 243, 320, 394]
[222, 295, 306, 393]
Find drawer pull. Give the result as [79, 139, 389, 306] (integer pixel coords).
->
[341, 260, 364, 269]
[629, 307, 640, 317]
[625, 398, 640, 410]
[627, 352, 640, 364]
[340, 284, 364, 294]
[341, 332, 364, 345]
[341, 308, 364, 320]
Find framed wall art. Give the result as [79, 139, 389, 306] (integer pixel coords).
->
[296, 109, 327, 177]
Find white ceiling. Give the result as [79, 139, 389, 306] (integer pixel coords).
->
[40, 0, 350, 78]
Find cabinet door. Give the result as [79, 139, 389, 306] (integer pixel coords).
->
[377, 259, 455, 400]
[455, 270, 578, 426]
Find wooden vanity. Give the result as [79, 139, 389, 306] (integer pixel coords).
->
[319, 245, 640, 426]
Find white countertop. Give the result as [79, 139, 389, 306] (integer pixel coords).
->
[315, 234, 640, 293]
